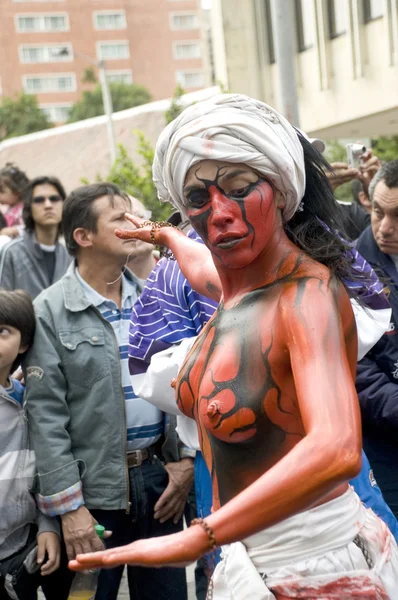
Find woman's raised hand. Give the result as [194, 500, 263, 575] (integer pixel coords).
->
[115, 213, 182, 247]
[115, 213, 154, 243]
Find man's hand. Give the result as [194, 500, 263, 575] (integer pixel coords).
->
[357, 149, 382, 195]
[61, 506, 105, 560]
[327, 162, 360, 190]
[154, 458, 194, 524]
[37, 531, 60, 576]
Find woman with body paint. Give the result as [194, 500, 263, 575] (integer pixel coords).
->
[70, 95, 398, 598]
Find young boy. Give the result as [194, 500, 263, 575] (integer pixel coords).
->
[0, 290, 60, 600]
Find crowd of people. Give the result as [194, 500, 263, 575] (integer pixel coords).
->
[1, 93, 398, 599]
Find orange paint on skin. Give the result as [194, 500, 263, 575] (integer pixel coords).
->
[69, 160, 362, 581]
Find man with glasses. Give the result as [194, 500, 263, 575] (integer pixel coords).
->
[0, 176, 71, 298]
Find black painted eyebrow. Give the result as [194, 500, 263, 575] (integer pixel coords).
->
[183, 168, 251, 195]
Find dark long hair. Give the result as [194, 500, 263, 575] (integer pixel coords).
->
[284, 133, 365, 297]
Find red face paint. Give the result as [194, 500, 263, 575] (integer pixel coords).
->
[185, 165, 277, 269]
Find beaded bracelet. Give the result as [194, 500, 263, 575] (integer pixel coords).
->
[138, 220, 178, 260]
[191, 518, 217, 550]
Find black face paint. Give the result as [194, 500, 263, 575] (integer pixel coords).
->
[185, 166, 265, 260]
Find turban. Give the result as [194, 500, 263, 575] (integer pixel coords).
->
[153, 94, 306, 222]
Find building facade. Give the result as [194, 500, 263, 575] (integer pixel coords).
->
[0, 0, 211, 122]
[211, 0, 398, 139]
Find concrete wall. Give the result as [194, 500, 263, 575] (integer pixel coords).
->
[0, 86, 219, 193]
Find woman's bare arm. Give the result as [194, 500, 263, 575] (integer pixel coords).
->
[117, 213, 221, 301]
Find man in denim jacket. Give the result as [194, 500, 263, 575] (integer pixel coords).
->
[24, 183, 193, 600]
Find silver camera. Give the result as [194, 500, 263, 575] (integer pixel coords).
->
[346, 143, 366, 169]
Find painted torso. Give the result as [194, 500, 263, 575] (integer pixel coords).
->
[176, 255, 355, 509]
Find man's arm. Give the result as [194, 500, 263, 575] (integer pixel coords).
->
[356, 354, 398, 430]
[25, 310, 104, 559]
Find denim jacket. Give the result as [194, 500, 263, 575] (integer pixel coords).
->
[24, 263, 144, 513]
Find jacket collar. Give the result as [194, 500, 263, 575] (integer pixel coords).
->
[62, 261, 143, 313]
[23, 231, 43, 260]
[356, 225, 398, 284]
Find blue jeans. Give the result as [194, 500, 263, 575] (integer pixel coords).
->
[91, 458, 187, 600]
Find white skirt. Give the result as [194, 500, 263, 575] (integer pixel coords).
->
[212, 488, 398, 599]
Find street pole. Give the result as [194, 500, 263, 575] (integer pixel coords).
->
[270, 0, 300, 127]
[98, 60, 117, 164]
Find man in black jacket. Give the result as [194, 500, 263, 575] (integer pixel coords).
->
[356, 159, 398, 517]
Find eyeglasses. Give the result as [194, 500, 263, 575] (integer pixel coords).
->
[32, 195, 62, 204]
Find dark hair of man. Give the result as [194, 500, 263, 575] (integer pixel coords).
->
[368, 159, 398, 204]
[285, 133, 369, 299]
[62, 182, 130, 257]
[0, 289, 35, 373]
[0, 213, 7, 230]
[0, 163, 29, 201]
[23, 176, 67, 233]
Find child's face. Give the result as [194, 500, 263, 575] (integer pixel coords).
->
[0, 183, 19, 207]
[0, 325, 27, 379]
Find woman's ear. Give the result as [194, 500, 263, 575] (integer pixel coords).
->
[274, 190, 286, 211]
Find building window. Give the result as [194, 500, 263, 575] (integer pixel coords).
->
[16, 13, 69, 32]
[170, 12, 199, 30]
[264, 0, 275, 64]
[23, 73, 76, 93]
[295, 0, 315, 51]
[173, 41, 201, 59]
[106, 70, 133, 84]
[176, 70, 204, 88]
[40, 104, 71, 122]
[97, 41, 130, 60]
[328, 0, 346, 38]
[363, 0, 383, 22]
[94, 11, 127, 30]
[19, 44, 72, 63]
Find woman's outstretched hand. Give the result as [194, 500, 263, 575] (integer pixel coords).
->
[68, 528, 209, 571]
[115, 213, 183, 247]
[115, 213, 153, 243]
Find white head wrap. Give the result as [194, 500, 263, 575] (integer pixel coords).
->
[153, 94, 306, 222]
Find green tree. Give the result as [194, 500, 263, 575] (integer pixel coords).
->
[0, 92, 52, 141]
[106, 134, 172, 222]
[85, 85, 193, 219]
[164, 84, 185, 125]
[371, 136, 398, 162]
[68, 83, 151, 123]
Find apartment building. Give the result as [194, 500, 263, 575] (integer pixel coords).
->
[0, 0, 210, 122]
[211, 0, 398, 138]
